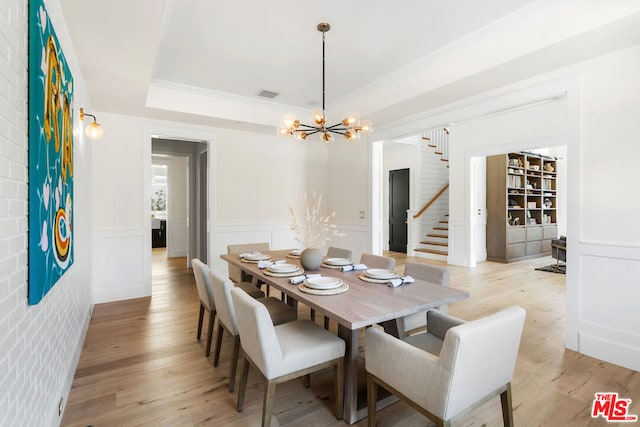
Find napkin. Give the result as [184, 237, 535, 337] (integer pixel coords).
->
[341, 263, 367, 272]
[258, 259, 286, 269]
[388, 275, 415, 288]
[239, 251, 260, 259]
[289, 273, 321, 285]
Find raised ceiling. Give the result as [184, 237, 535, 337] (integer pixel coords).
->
[59, 0, 640, 134]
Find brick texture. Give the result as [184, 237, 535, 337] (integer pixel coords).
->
[0, 1, 93, 426]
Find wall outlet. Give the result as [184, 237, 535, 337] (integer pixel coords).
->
[359, 211, 365, 219]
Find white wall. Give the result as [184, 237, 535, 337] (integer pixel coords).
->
[92, 114, 330, 297]
[447, 45, 640, 371]
[0, 0, 94, 426]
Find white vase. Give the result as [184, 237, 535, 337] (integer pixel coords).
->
[300, 248, 322, 271]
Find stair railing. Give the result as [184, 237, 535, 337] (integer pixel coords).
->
[413, 183, 449, 219]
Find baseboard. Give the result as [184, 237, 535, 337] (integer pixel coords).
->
[579, 332, 640, 372]
[93, 279, 151, 304]
[49, 304, 93, 427]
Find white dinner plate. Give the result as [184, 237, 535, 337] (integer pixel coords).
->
[268, 263, 299, 273]
[244, 253, 271, 261]
[304, 277, 343, 290]
[289, 249, 302, 256]
[365, 269, 397, 280]
[324, 257, 352, 266]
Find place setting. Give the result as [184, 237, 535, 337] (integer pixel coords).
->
[285, 249, 303, 259]
[239, 252, 272, 263]
[289, 274, 349, 295]
[262, 262, 305, 277]
[358, 269, 415, 287]
[321, 257, 352, 269]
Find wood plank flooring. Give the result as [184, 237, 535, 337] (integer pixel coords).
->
[61, 249, 639, 426]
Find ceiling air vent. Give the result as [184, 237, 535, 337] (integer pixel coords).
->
[256, 89, 279, 99]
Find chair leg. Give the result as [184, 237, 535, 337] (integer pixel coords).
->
[262, 379, 277, 427]
[237, 357, 250, 412]
[197, 304, 204, 340]
[229, 336, 241, 392]
[500, 383, 514, 427]
[303, 374, 310, 388]
[205, 310, 215, 357]
[367, 373, 377, 427]
[335, 359, 344, 420]
[213, 323, 224, 367]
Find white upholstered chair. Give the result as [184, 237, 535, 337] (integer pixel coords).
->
[366, 306, 526, 427]
[231, 287, 346, 427]
[191, 259, 216, 357]
[227, 242, 271, 295]
[398, 262, 451, 336]
[209, 270, 297, 392]
[360, 253, 396, 270]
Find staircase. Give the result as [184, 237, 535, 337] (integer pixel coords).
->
[412, 128, 450, 261]
[415, 215, 449, 260]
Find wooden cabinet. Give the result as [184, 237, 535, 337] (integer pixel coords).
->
[486, 152, 558, 262]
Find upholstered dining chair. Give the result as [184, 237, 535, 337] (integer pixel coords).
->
[326, 246, 353, 261]
[192, 259, 265, 357]
[209, 270, 297, 393]
[191, 259, 216, 357]
[365, 306, 526, 427]
[360, 253, 396, 270]
[227, 242, 271, 295]
[398, 262, 450, 337]
[231, 287, 346, 427]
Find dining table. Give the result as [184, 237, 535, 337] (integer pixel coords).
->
[220, 249, 469, 424]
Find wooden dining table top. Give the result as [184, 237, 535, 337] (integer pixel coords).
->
[221, 249, 469, 330]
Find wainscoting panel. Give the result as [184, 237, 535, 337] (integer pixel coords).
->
[92, 229, 151, 303]
[577, 240, 640, 371]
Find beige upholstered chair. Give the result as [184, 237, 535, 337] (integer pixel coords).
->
[360, 253, 396, 270]
[326, 246, 353, 261]
[209, 270, 297, 392]
[192, 259, 216, 357]
[227, 242, 271, 295]
[231, 287, 346, 427]
[366, 306, 526, 427]
[398, 262, 451, 336]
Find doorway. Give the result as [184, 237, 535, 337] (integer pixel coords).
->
[389, 168, 409, 253]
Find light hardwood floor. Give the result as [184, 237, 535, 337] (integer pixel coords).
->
[61, 249, 639, 426]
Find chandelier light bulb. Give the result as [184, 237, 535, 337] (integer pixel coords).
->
[358, 119, 373, 135]
[295, 131, 308, 141]
[311, 110, 326, 126]
[343, 113, 359, 127]
[281, 114, 299, 130]
[321, 132, 334, 143]
[344, 129, 359, 141]
[277, 126, 293, 137]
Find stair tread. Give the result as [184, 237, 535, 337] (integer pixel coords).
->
[433, 227, 448, 231]
[427, 233, 448, 238]
[414, 248, 448, 256]
[419, 240, 449, 247]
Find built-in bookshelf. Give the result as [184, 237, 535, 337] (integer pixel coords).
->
[486, 152, 558, 262]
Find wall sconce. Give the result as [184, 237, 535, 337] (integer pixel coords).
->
[79, 108, 104, 140]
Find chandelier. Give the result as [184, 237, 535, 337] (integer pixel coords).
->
[277, 23, 372, 143]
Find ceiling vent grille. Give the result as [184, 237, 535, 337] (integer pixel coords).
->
[256, 89, 279, 99]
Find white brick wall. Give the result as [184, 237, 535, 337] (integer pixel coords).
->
[0, 1, 93, 426]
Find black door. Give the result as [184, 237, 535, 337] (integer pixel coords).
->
[389, 168, 409, 252]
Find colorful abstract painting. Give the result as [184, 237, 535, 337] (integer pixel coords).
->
[28, 0, 74, 305]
